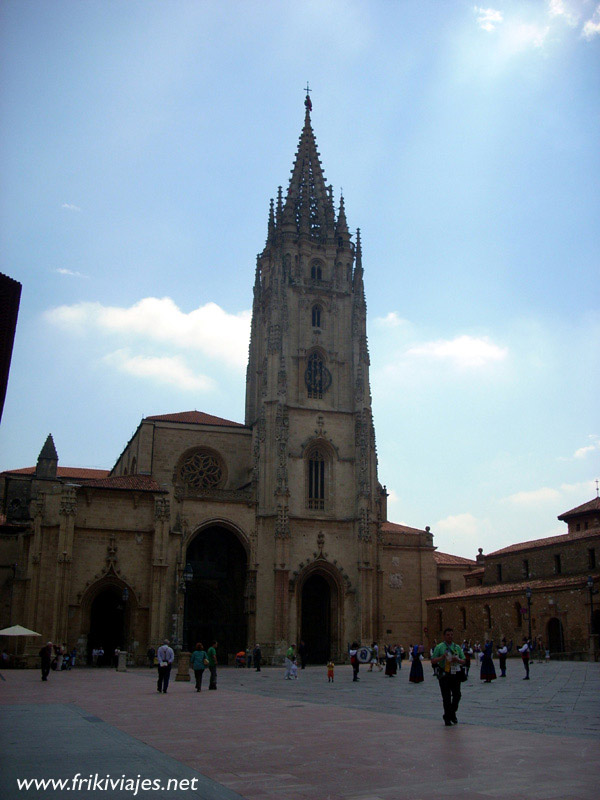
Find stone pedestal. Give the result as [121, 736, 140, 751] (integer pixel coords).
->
[175, 651, 191, 681]
[117, 651, 127, 672]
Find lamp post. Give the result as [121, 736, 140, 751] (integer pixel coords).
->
[525, 587, 532, 643]
[175, 563, 194, 682]
[587, 576, 598, 634]
[181, 562, 194, 651]
[118, 587, 129, 672]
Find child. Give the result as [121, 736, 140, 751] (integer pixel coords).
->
[289, 658, 298, 679]
[327, 660, 335, 682]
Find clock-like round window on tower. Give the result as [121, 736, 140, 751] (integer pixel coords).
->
[178, 449, 224, 490]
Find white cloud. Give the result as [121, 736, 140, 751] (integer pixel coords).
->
[582, 4, 600, 38]
[433, 512, 492, 558]
[504, 487, 562, 507]
[55, 268, 88, 278]
[61, 203, 81, 212]
[374, 311, 410, 329]
[45, 297, 251, 369]
[405, 335, 508, 368]
[103, 350, 215, 392]
[548, 0, 580, 26]
[503, 480, 596, 508]
[474, 6, 504, 32]
[574, 445, 595, 459]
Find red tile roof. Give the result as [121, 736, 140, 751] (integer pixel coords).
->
[433, 551, 477, 566]
[427, 573, 598, 602]
[77, 474, 163, 491]
[3, 467, 110, 480]
[487, 526, 600, 557]
[145, 410, 245, 428]
[558, 496, 600, 520]
[382, 521, 429, 536]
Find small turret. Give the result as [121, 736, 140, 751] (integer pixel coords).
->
[36, 434, 58, 479]
[335, 194, 351, 248]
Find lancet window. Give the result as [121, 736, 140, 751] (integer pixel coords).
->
[307, 447, 326, 510]
[311, 304, 322, 328]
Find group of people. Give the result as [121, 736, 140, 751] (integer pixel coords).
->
[38, 642, 78, 679]
[154, 639, 219, 693]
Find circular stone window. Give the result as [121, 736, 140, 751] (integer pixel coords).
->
[178, 450, 224, 490]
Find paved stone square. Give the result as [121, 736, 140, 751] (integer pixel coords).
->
[1, 660, 599, 799]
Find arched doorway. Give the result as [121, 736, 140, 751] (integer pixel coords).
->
[88, 587, 126, 665]
[301, 573, 333, 664]
[547, 617, 565, 652]
[184, 525, 248, 661]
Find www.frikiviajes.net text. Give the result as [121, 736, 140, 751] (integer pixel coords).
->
[16, 774, 200, 795]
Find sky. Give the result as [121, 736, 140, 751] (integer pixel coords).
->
[1, 0, 599, 558]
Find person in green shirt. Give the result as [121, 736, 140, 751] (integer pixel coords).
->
[207, 641, 218, 690]
[190, 642, 208, 692]
[431, 627, 465, 726]
[284, 643, 296, 679]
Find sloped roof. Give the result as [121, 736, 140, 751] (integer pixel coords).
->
[558, 496, 600, 520]
[145, 411, 245, 428]
[427, 573, 597, 603]
[78, 474, 163, 492]
[3, 466, 110, 480]
[487, 526, 600, 557]
[433, 551, 477, 566]
[382, 521, 428, 537]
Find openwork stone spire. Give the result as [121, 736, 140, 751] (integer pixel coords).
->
[278, 94, 335, 241]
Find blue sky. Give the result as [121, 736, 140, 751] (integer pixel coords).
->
[1, 0, 598, 558]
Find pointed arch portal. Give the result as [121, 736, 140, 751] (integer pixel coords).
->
[300, 571, 340, 664]
[88, 587, 126, 665]
[184, 525, 248, 659]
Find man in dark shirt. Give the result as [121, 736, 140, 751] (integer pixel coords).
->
[39, 641, 53, 681]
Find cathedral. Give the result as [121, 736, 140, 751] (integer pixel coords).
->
[0, 96, 470, 665]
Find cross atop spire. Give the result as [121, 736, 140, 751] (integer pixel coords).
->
[304, 82, 312, 113]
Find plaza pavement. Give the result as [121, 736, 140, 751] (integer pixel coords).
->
[1, 659, 599, 800]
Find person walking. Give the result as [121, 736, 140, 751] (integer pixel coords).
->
[327, 659, 335, 682]
[349, 642, 360, 682]
[190, 642, 208, 692]
[384, 644, 397, 677]
[147, 646, 155, 667]
[207, 640, 218, 690]
[395, 644, 402, 670]
[284, 643, 296, 679]
[480, 640, 497, 683]
[156, 639, 174, 693]
[519, 637, 531, 679]
[431, 628, 466, 726]
[252, 643, 262, 672]
[497, 639, 509, 677]
[368, 642, 382, 672]
[409, 644, 424, 683]
[39, 641, 53, 681]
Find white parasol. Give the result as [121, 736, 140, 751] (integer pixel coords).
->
[0, 624, 42, 637]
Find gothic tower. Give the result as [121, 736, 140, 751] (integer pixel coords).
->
[246, 95, 386, 660]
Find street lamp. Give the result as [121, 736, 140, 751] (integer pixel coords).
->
[587, 576, 598, 636]
[181, 563, 194, 651]
[525, 587, 532, 642]
[122, 587, 129, 657]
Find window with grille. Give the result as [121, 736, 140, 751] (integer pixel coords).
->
[305, 352, 331, 399]
[307, 449, 325, 509]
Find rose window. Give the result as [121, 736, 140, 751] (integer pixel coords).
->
[179, 451, 223, 490]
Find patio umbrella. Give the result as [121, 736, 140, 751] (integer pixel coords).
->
[0, 624, 41, 637]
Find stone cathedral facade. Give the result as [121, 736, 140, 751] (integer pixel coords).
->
[1, 99, 464, 665]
